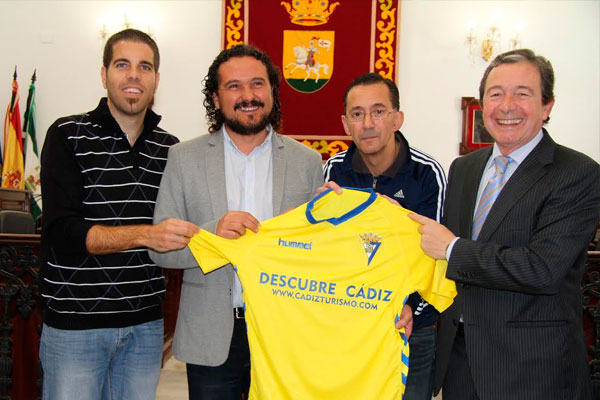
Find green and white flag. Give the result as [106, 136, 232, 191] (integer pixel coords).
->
[23, 70, 41, 221]
[23, 70, 38, 158]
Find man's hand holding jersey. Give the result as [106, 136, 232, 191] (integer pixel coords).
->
[217, 211, 260, 239]
[407, 213, 456, 261]
[395, 304, 413, 338]
[316, 181, 343, 195]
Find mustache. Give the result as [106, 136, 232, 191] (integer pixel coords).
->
[234, 100, 265, 111]
[359, 130, 380, 139]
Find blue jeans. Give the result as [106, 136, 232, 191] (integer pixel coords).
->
[39, 320, 163, 400]
[404, 325, 436, 400]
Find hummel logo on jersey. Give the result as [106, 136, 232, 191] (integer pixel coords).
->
[278, 238, 312, 250]
[360, 232, 382, 266]
[393, 189, 405, 199]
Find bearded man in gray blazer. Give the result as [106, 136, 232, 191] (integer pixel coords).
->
[150, 44, 323, 399]
[409, 49, 599, 399]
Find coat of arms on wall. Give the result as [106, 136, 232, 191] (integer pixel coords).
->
[283, 31, 335, 93]
[222, 0, 401, 160]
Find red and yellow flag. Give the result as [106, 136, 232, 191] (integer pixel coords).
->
[2, 70, 24, 189]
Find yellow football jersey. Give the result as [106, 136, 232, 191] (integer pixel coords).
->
[188, 188, 456, 400]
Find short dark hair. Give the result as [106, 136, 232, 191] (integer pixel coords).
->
[203, 44, 282, 133]
[103, 29, 160, 71]
[343, 73, 400, 113]
[479, 49, 554, 122]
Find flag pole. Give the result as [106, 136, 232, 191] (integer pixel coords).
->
[10, 66, 17, 112]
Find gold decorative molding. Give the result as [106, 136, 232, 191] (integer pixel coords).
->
[300, 139, 349, 158]
[374, 1, 397, 79]
[225, 0, 244, 49]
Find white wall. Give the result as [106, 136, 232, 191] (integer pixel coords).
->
[1, 0, 598, 176]
[397, 0, 600, 171]
[0, 0, 223, 177]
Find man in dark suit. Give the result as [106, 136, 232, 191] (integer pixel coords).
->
[409, 49, 600, 399]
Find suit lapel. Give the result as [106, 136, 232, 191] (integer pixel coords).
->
[205, 131, 228, 219]
[459, 149, 491, 238]
[272, 133, 286, 214]
[477, 132, 554, 241]
[204, 130, 235, 283]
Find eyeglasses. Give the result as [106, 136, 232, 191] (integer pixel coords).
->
[346, 108, 393, 122]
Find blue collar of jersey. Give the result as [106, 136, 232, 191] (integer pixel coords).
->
[305, 187, 377, 226]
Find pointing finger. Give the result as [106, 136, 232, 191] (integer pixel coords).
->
[407, 213, 430, 225]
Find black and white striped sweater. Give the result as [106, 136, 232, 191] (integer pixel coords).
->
[40, 98, 179, 329]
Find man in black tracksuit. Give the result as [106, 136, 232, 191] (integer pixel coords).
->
[323, 73, 447, 400]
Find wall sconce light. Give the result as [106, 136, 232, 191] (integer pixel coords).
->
[481, 25, 499, 62]
[466, 22, 522, 62]
[99, 15, 154, 42]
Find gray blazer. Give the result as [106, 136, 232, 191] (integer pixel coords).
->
[433, 131, 599, 400]
[149, 130, 323, 366]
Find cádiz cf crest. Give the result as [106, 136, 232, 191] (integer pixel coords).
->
[282, 30, 335, 93]
[360, 232, 382, 266]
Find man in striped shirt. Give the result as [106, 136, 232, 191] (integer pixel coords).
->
[323, 73, 447, 400]
[39, 29, 198, 400]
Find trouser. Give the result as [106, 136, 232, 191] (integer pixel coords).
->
[442, 323, 480, 400]
[404, 324, 436, 400]
[40, 320, 163, 400]
[186, 313, 250, 400]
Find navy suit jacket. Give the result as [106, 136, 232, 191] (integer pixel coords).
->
[434, 131, 599, 400]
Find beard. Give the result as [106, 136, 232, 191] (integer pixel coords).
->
[108, 95, 151, 118]
[222, 100, 272, 136]
[105, 75, 155, 117]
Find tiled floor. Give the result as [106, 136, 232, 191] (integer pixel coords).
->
[155, 356, 441, 399]
[156, 357, 188, 400]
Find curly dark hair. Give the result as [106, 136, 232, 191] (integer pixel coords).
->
[203, 44, 282, 133]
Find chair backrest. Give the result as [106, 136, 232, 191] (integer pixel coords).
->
[0, 210, 35, 234]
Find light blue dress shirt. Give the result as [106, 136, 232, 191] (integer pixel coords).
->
[445, 130, 544, 259]
[223, 125, 274, 308]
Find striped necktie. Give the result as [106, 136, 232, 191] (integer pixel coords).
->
[472, 155, 512, 240]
